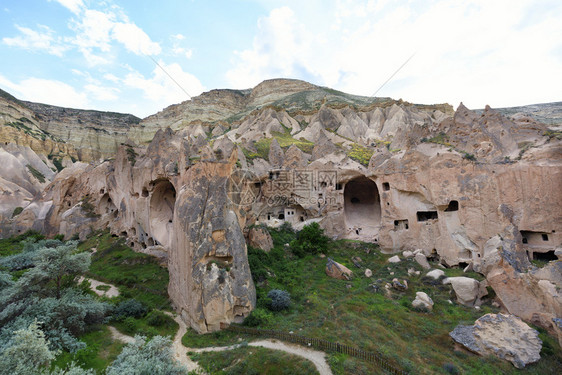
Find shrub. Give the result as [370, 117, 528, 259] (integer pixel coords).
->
[267, 289, 291, 312]
[243, 308, 273, 327]
[122, 317, 139, 334]
[11, 207, 23, 218]
[113, 299, 147, 320]
[26, 164, 45, 183]
[106, 335, 187, 375]
[290, 222, 329, 257]
[146, 310, 168, 327]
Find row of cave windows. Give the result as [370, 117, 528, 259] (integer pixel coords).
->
[392, 201, 459, 230]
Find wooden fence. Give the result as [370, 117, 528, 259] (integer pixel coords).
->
[221, 323, 408, 375]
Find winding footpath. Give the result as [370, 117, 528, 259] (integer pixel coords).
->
[110, 312, 332, 375]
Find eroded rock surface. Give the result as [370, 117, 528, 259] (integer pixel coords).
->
[450, 313, 542, 368]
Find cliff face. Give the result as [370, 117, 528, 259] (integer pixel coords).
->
[1, 79, 560, 339]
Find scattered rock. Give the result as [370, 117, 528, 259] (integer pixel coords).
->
[325, 258, 353, 280]
[392, 278, 408, 291]
[450, 313, 542, 368]
[346, 284, 352, 289]
[388, 255, 401, 263]
[402, 250, 414, 258]
[426, 269, 445, 279]
[412, 292, 434, 311]
[351, 256, 362, 268]
[319, 253, 326, 258]
[365, 268, 372, 277]
[444, 277, 481, 306]
[408, 268, 421, 276]
[248, 226, 274, 252]
[414, 253, 431, 270]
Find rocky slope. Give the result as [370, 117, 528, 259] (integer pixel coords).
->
[1, 79, 560, 341]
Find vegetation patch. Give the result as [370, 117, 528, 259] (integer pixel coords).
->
[11, 206, 23, 218]
[26, 164, 46, 183]
[192, 346, 319, 375]
[347, 143, 374, 166]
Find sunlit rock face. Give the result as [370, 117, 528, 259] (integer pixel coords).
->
[1, 79, 560, 336]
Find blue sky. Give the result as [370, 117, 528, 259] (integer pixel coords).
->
[1, 0, 561, 117]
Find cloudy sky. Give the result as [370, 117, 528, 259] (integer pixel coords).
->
[1, 0, 561, 117]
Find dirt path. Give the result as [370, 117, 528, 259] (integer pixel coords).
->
[110, 312, 332, 375]
[78, 276, 119, 298]
[108, 326, 134, 344]
[190, 337, 332, 375]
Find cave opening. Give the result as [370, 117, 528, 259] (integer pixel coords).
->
[344, 176, 381, 235]
[149, 179, 176, 249]
[533, 251, 557, 262]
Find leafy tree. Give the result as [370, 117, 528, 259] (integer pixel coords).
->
[290, 222, 329, 257]
[0, 320, 94, 375]
[106, 335, 187, 375]
[0, 320, 54, 374]
[0, 241, 108, 352]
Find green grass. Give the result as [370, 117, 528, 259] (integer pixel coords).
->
[243, 129, 315, 161]
[182, 327, 252, 348]
[191, 346, 320, 375]
[51, 325, 125, 374]
[79, 231, 171, 310]
[235, 227, 562, 375]
[0, 230, 44, 256]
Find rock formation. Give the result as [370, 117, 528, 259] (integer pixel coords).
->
[1, 79, 561, 338]
[450, 313, 542, 368]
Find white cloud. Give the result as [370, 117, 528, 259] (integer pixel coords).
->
[0, 75, 88, 108]
[112, 22, 161, 55]
[2, 25, 67, 56]
[228, 0, 562, 108]
[85, 83, 119, 101]
[123, 62, 205, 113]
[51, 0, 84, 14]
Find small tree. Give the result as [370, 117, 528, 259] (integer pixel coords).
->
[290, 222, 329, 257]
[267, 289, 291, 311]
[19, 241, 90, 299]
[106, 335, 187, 375]
[0, 320, 54, 374]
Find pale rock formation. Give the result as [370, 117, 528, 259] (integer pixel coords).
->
[426, 269, 445, 279]
[444, 277, 481, 306]
[412, 292, 433, 311]
[450, 313, 542, 368]
[402, 250, 414, 258]
[414, 253, 431, 269]
[268, 138, 284, 168]
[248, 226, 274, 252]
[325, 258, 353, 280]
[365, 268, 372, 277]
[388, 255, 401, 263]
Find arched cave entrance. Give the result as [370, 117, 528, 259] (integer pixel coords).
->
[344, 176, 381, 236]
[98, 193, 118, 218]
[149, 179, 176, 248]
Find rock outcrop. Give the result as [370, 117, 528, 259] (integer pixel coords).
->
[248, 226, 274, 252]
[450, 313, 542, 368]
[325, 258, 353, 280]
[412, 292, 433, 311]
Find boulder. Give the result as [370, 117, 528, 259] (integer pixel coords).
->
[414, 253, 431, 270]
[426, 269, 445, 279]
[248, 226, 274, 252]
[412, 292, 433, 311]
[402, 250, 414, 258]
[365, 268, 372, 277]
[388, 255, 401, 263]
[444, 277, 481, 306]
[450, 313, 542, 368]
[326, 258, 353, 280]
[392, 278, 408, 291]
[408, 268, 421, 276]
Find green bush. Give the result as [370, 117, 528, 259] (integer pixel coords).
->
[267, 289, 291, 311]
[243, 308, 273, 327]
[11, 207, 23, 218]
[113, 299, 147, 320]
[146, 310, 168, 327]
[290, 222, 329, 257]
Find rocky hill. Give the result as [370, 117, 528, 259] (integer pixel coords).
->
[1, 79, 560, 342]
